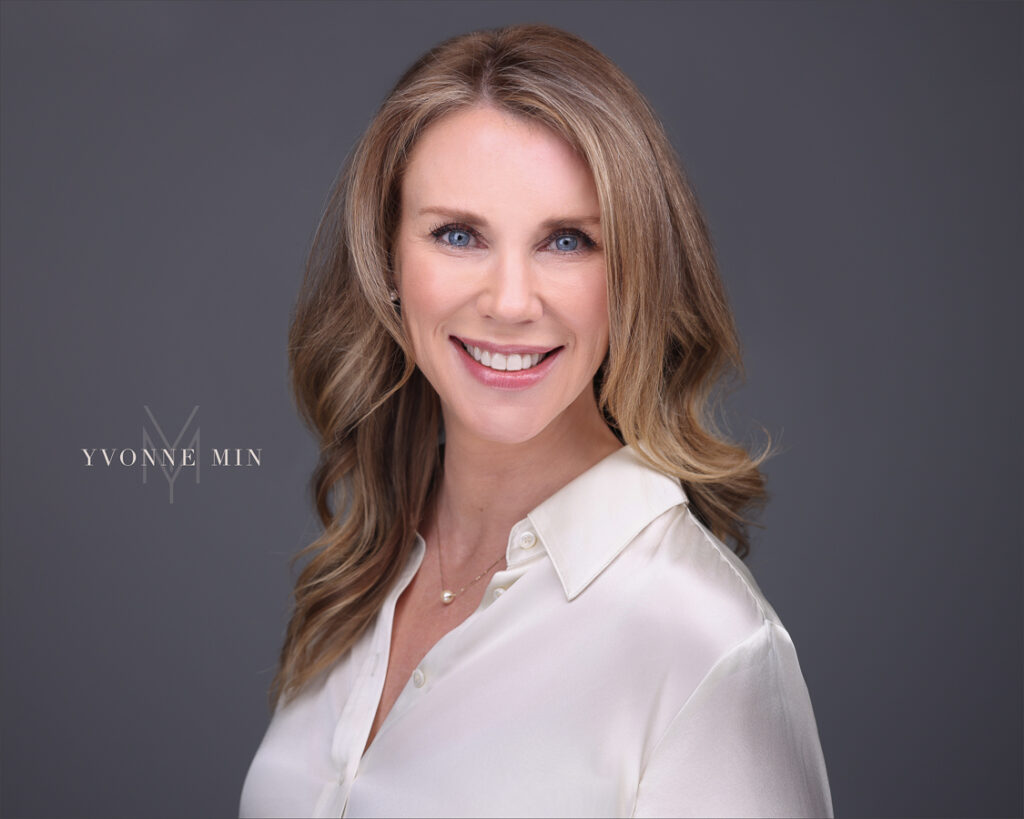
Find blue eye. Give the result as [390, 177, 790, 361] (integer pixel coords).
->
[443, 229, 472, 247]
[548, 229, 598, 254]
[429, 223, 478, 248]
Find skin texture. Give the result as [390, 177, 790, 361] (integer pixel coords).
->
[365, 106, 622, 754]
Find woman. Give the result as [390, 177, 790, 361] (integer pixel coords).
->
[241, 23, 833, 818]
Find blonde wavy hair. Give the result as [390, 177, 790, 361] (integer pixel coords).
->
[275, 23, 768, 706]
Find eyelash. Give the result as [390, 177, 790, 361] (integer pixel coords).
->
[428, 222, 598, 255]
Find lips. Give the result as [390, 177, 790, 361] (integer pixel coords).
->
[450, 335, 563, 390]
[452, 336, 563, 374]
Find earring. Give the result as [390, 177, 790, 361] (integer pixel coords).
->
[388, 288, 400, 304]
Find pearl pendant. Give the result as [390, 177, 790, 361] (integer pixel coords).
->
[441, 590, 455, 604]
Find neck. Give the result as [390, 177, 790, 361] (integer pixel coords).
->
[430, 389, 622, 570]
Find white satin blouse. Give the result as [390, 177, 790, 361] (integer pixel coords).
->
[240, 445, 833, 818]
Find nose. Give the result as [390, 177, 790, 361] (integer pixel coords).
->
[477, 249, 543, 323]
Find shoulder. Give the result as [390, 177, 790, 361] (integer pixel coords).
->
[614, 500, 783, 660]
[532, 444, 783, 659]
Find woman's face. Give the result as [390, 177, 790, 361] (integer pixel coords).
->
[393, 105, 610, 448]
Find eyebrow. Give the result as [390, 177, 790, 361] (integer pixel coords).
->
[417, 206, 601, 231]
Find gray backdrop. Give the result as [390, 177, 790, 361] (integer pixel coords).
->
[1, 1, 1020, 817]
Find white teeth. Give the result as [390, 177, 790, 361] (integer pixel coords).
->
[462, 342, 547, 372]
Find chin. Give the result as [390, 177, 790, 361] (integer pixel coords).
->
[455, 403, 556, 447]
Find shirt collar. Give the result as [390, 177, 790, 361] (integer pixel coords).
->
[523, 445, 688, 601]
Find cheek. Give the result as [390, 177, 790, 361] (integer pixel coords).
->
[398, 252, 461, 347]
[570, 275, 611, 359]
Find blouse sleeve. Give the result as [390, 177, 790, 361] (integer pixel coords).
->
[632, 620, 834, 818]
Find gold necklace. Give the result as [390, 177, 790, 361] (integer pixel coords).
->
[434, 496, 506, 605]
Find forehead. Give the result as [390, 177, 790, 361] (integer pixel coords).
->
[399, 105, 599, 220]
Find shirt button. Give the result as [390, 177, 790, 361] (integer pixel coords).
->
[412, 668, 425, 688]
[518, 531, 537, 549]
[493, 586, 506, 600]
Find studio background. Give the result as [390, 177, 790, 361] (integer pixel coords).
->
[1, 2, 1020, 817]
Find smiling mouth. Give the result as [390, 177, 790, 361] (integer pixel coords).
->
[455, 339, 562, 372]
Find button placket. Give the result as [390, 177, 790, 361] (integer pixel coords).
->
[342, 537, 425, 782]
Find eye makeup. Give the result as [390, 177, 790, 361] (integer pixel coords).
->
[428, 222, 599, 255]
